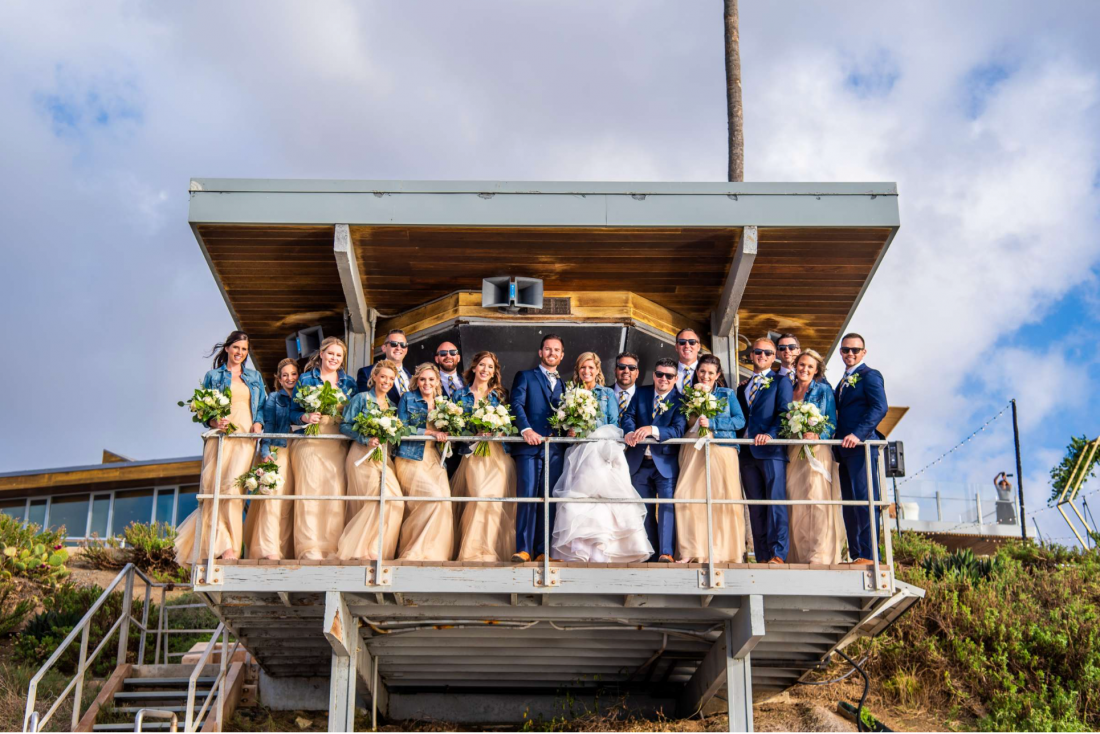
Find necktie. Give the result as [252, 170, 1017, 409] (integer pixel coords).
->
[447, 375, 458, 394]
[652, 394, 664, 420]
[747, 376, 762, 406]
[680, 366, 692, 392]
[838, 372, 852, 399]
[618, 390, 630, 416]
[396, 370, 408, 394]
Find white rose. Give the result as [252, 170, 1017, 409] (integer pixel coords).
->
[808, 417, 820, 426]
[262, 473, 278, 486]
[244, 476, 259, 491]
[556, 409, 566, 420]
[380, 417, 392, 429]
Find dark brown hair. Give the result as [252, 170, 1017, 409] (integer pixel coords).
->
[696, 354, 727, 388]
[463, 351, 508, 401]
[206, 331, 249, 370]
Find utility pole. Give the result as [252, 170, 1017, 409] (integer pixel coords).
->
[724, 0, 744, 182]
[1011, 398, 1027, 539]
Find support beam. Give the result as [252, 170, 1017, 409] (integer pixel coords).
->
[357, 644, 390, 725]
[324, 592, 359, 733]
[677, 594, 764, 727]
[712, 226, 758, 337]
[334, 224, 371, 373]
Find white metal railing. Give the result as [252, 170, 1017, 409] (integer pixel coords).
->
[192, 430, 894, 592]
[134, 708, 179, 732]
[22, 564, 219, 732]
[184, 622, 241, 733]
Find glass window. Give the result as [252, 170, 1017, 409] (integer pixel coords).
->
[111, 490, 154, 536]
[0, 500, 25, 522]
[27, 500, 47, 530]
[154, 489, 175, 527]
[88, 495, 110, 538]
[175, 486, 199, 527]
[49, 494, 90, 537]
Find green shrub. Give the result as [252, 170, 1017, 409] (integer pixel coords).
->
[79, 534, 124, 571]
[887, 530, 948, 565]
[0, 583, 34, 636]
[921, 548, 1004, 582]
[122, 522, 182, 580]
[0, 515, 69, 588]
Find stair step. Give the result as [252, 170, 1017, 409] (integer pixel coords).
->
[113, 690, 213, 700]
[114, 705, 189, 714]
[94, 724, 196, 732]
[125, 676, 217, 687]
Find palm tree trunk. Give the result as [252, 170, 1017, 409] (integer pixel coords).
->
[724, 0, 744, 183]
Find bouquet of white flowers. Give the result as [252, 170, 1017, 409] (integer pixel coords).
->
[780, 400, 834, 460]
[236, 449, 284, 495]
[294, 382, 348, 436]
[548, 382, 602, 438]
[678, 384, 726, 438]
[351, 406, 412, 464]
[466, 399, 518, 457]
[178, 386, 237, 433]
[427, 396, 467, 462]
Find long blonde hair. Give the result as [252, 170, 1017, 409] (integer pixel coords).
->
[304, 337, 348, 372]
[573, 352, 605, 387]
[796, 349, 828, 382]
[411, 362, 443, 397]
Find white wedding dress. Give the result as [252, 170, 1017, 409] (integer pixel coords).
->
[551, 424, 654, 563]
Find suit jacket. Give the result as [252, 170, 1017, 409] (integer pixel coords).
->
[509, 368, 565, 458]
[833, 363, 888, 458]
[621, 387, 687, 478]
[355, 364, 404, 406]
[736, 371, 794, 461]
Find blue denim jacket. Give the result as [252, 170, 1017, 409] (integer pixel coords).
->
[259, 390, 294, 457]
[201, 366, 267, 430]
[396, 390, 435, 461]
[706, 387, 747, 448]
[289, 369, 358, 425]
[452, 386, 508, 456]
[798, 380, 838, 441]
[591, 385, 619, 429]
[339, 392, 392, 447]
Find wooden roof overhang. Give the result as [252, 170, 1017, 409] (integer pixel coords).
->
[189, 180, 900, 375]
[0, 456, 202, 495]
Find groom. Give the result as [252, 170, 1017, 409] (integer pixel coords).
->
[623, 358, 688, 562]
[509, 334, 567, 562]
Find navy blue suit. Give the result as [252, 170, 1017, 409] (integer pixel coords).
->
[509, 368, 566, 557]
[833, 363, 888, 561]
[355, 364, 404, 406]
[621, 387, 688, 558]
[736, 371, 794, 561]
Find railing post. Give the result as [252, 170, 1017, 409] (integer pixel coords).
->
[217, 626, 228, 728]
[138, 581, 152, 665]
[375, 443, 388, 585]
[155, 586, 167, 665]
[936, 491, 943, 522]
[117, 567, 135, 667]
[866, 443, 880, 570]
[205, 434, 225, 583]
[703, 440, 716, 586]
[878, 446, 894, 588]
[543, 439, 551, 582]
[976, 491, 983, 526]
[71, 624, 91, 730]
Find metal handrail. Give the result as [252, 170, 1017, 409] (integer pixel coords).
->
[192, 428, 894, 595]
[185, 623, 241, 733]
[22, 563, 208, 732]
[134, 709, 179, 732]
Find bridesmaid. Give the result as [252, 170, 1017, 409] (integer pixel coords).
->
[174, 331, 267, 565]
[337, 359, 405, 561]
[244, 358, 299, 560]
[786, 349, 845, 564]
[395, 363, 454, 561]
[573, 352, 618, 429]
[291, 337, 356, 560]
[674, 354, 748, 563]
[451, 351, 517, 562]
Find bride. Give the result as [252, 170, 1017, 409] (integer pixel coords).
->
[550, 353, 654, 563]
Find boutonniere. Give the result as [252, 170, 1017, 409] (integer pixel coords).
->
[655, 399, 671, 415]
[759, 377, 773, 390]
[846, 374, 861, 388]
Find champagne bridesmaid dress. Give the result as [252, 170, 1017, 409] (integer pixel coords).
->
[174, 376, 256, 565]
[243, 444, 295, 559]
[292, 415, 348, 560]
[395, 441, 454, 561]
[786, 447, 845, 564]
[338, 442, 405, 561]
[674, 420, 747, 563]
[451, 441, 517, 562]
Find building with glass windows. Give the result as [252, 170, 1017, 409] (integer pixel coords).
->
[0, 450, 200, 543]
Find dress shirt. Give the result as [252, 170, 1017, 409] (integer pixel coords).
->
[539, 364, 561, 391]
[614, 383, 636, 417]
[677, 361, 698, 393]
[746, 370, 773, 406]
[645, 390, 674, 456]
[394, 366, 411, 395]
[441, 370, 465, 396]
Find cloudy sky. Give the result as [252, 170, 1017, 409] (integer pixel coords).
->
[1, 1, 1098, 543]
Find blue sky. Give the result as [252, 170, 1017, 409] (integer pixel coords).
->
[1, 0, 1099, 545]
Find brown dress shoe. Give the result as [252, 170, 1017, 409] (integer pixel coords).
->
[658, 554, 675, 563]
[768, 557, 786, 564]
[534, 553, 562, 562]
[851, 557, 875, 565]
[511, 551, 531, 563]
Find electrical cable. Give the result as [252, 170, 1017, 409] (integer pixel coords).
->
[897, 403, 1011, 487]
[837, 648, 871, 732]
[795, 654, 869, 686]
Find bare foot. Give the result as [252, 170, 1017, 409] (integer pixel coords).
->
[262, 554, 279, 561]
[220, 550, 239, 560]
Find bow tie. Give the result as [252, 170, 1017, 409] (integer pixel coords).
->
[547, 371, 559, 379]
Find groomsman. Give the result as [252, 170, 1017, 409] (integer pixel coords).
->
[356, 330, 411, 402]
[435, 341, 465, 398]
[612, 352, 640, 423]
[509, 334, 567, 562]
[623, 359, 688, 562]
[674, 328, 701, 393]
[737, 338, 794, 563]
[832, 333, 888, 564]
[435, 340, 465, 478]
[775, 334, 801, 383]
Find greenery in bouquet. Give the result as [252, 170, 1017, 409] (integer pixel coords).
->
[780, 400, 834, 460]
[352, 406, 412, 463]
[549, 382, 602, 438]
[294, 382, 348, 436]
[427, 396, 467, 460]
[236, 449, 285, 495]
[466, 398, 518, 457]
[678, 383, 726, 437]
[178, 386, 237, 433]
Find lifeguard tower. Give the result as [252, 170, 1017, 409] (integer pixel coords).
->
[25, 179, 923, 733]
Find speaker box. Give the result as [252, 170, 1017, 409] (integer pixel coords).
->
[285, 325, 324, 361]
[886, 441, 905, 478]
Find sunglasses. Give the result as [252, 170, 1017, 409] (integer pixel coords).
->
[615, 363, 639, 371]
[753, 349, 775, 357]
[677, 339, 699, 346]
[436, 349, 458, 356]
[840, 346, 864, 355]
[777, 344, 799, 352]
[386, 341, 408, 349]
[655, 371, 678, 380]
